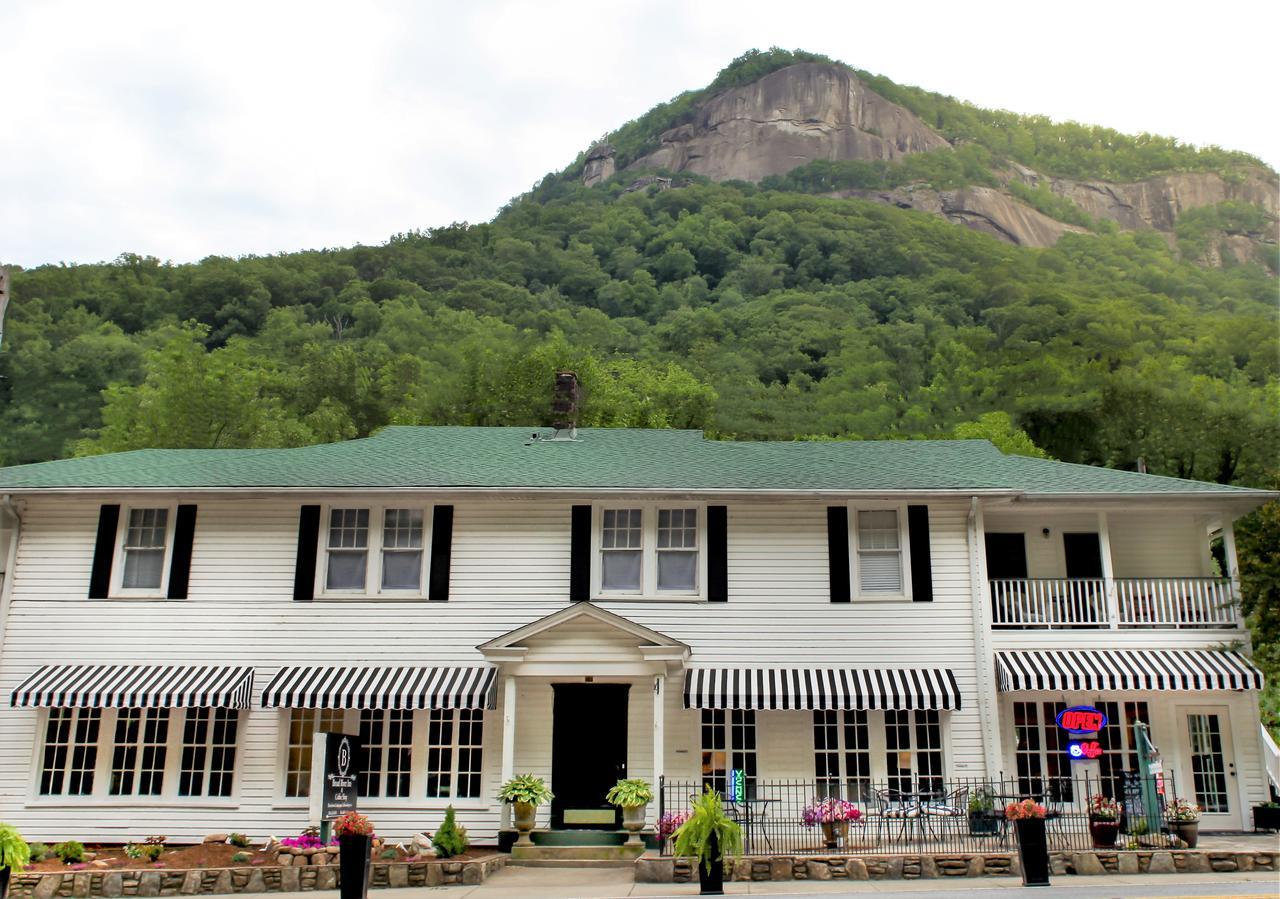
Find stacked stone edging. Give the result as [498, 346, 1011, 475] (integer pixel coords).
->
[635, 850, 1277, 883]
[6, 855, 506, 898]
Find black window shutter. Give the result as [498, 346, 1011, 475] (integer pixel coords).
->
[569, 504, 591, 602]
[166, 505, 198, 599]
[428, 505, 454, 601]
[908, 504, 933, 602]
[293, 505, 321, 602]
[827, 506, 851, 603]
[707, 505, 728, 602]
[88, 504, 120, 599]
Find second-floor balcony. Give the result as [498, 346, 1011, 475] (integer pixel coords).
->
[990, 577, 1239, 629]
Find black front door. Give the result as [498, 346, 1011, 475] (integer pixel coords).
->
[1063, 532, 1103, 578]
[551, 683, 628, 829]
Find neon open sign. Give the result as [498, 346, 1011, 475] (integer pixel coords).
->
[1056, 706, 1107, 733]
[1067, 740, 1103, 760]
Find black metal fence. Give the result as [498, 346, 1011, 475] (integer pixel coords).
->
[657, 773, 1180, 856]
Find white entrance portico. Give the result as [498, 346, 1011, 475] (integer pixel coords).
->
[477, 604, 690, 829]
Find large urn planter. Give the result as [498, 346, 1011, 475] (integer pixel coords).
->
[1089, 817, 1120, 849]
[1014, 818, 1051, 887]
[1174, 820, 1200, 848]
[513, 802, 537, 846]
[819, 820, 849, 849]
[498, 774, 555, 849]
[338, 833, 371, 899]
[622, 804, 648, 846]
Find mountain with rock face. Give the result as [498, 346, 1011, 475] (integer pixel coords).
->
[570, 57, 1277, 266]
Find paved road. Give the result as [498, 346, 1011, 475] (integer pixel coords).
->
[277, 868, 1280, 898]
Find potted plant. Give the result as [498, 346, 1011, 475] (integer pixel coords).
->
[1005, 799, 1050, 887]
[498, 774, 554, 847]
[968, 789, 999, 835]
[800, 797, 861, 849]
[1087, 794, 1122, 848]
[656, 811, 689, 851]
[332, 811, 374, 899]
[1253, 800, 1280, 832]
[1165, 798, 1201, 848]
[605, 778, 654, 845]
[0, 823, 32, 899]
[672, 787, 743, 896]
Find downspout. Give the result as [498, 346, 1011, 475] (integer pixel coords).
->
[0, 494, 23, 662]
[967, 496, 1003, 777]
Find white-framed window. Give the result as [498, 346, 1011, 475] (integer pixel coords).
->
[700, 709, 756, 796]
[360, 709, 414, 799]
[813, 710, 872, 801]
[40, 708, 101, 796]
[884, 709, 943, 795]
[849, 505, 912, 599]
[111, 506, 176, 597]
[319, 506, 431, 596]
[594, 504, 705, 598]
[37, 707, 240, 800]
[285, 708, 345, 798]
[426, 709, 484, 799]
[1012, 701, 1074, 803]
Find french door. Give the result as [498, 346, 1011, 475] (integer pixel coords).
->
[1177, 707, 1238, 829]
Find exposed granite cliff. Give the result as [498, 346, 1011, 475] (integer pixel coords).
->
[626, 63, 948, 182]
[582, 143, 617, 188]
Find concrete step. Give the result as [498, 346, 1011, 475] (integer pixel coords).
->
[507, 858, 638, 868]
[509, 842, 646, 867]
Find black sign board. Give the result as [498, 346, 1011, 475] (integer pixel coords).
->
[1120, 771, 1145, 828]
[320, 731, 360, 820]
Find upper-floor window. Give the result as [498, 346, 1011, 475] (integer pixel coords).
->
[596, 505, 703, 598]
[113, 507, 175, 596]
[851, 506, 911, 599]
[321, 506, 429, 596]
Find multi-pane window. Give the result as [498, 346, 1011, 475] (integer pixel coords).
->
[381, 510, 425, 591]
[285, 708, 345, 797]
[180, 708, 239, 797]
[326, 509, 370, 590]
[885, 709, 943, 795]
[813, 710, 871, 800]
[701, 709, 757, 796]
[856, 510, 903, 595]
[601, 509, 643, 590]
[110, 708, 170, 796]
[1095, 701, 1150, 798]
[360, 710, 414, 798]
[40, 708, 101, 795]
[1013, 702, 1073, 802]
[657, 509, 698, 591]
[426, 709, 484, 799]
[121, 508, 169, 590]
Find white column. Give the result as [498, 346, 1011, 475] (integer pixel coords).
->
[967, 497, 1004, 777]
[500, 674, 517, 829]
[653, 674, 665, 802]
[1222, 519, 1242, 618]
[1097, 511, 1118, 628]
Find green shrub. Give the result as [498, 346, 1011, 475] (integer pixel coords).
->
[230, 852, 251, 864]
[431, 806, 469, 859]
[379, 848, 398, 860]
[228, 833, 251, 848]
[53, 841, 85, 864]
[27, 842, 51, 862]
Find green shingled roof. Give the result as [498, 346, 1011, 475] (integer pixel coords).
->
[0, 428, 1269, 498]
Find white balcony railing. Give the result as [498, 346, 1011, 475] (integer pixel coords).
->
[990, 577, 1238, 629]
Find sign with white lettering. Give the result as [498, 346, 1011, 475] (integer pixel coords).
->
[320, 731, 360, 820]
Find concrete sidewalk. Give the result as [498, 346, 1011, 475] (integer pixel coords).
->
[268, 868, 1280, 898]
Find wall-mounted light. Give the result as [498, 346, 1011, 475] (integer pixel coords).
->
[1042, 528, 1051, 539]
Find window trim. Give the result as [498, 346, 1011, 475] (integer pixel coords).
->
[33, 707, 241, 803]
[109, 505, 178, 599]
[591, 503, 707, 600]
[847, 503, 914, 601]
[315, 504, 433, 599]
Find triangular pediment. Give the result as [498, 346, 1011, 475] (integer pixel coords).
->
[478, 603, 689, 665]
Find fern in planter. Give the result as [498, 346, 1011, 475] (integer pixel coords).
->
[671, 787, 743, 873]
[1, 823, 33, 873]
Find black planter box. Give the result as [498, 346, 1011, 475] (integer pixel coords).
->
[1015, 818, 1051, 887]
[1253, 804, 1280, 832]
[697, 831, 723, 896]
[338, 834, 371, 899]
[969, 811, 1000, 835]
[1, 865, 10, 899]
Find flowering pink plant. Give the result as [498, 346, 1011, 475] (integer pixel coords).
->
[279, 832, 336, 850]
[1088, 794, 1121, 820]
[656, 811, 688, 844]
[1004, 799, 1047, 820]
[801, 798, 861, 827]
[1165, 798, 1201, 822]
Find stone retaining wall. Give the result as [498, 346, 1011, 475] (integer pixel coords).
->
[6, 856, 506, 898]
[635, 850, 1277, 883]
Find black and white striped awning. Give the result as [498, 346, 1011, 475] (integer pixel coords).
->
[683, 668, 962, 711]
[995, 650, 1264, 692]
[261, 666, 497, 710]
[10, 665, 255, 709]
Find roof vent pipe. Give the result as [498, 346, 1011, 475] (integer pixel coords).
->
[550, 371, 580, 440]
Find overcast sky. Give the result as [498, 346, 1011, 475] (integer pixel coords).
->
[3, 0, 1277, 268]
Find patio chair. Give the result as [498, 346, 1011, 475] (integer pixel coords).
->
[920, 786, 969, 845]
[871, 787, 918, 847]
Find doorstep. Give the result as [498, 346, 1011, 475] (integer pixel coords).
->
[510, 843, 646, 867]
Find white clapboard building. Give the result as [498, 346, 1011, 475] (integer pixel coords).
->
[0, 424, 1274, 842]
